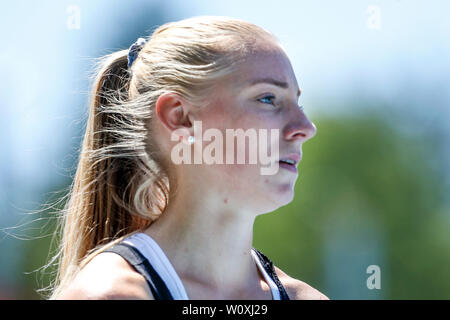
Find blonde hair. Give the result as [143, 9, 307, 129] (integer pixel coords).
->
[44, 16, 277, 299]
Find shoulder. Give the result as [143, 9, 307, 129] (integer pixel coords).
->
[55, 252, 154, 300]
[273, 265, 329, 300]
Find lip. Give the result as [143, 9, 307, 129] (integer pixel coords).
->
[278, 153, 302, 166]
[278, 161, 298, 173]
[278, 153, 302, 173]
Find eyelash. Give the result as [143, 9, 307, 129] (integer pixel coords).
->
[258, 95, 304, 111]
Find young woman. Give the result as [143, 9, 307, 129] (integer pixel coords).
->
[51, 16, 328, 300]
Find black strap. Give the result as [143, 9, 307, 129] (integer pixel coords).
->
[252, 248, 291, 300]
[103, 242, 174, 300]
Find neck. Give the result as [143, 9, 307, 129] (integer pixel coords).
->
[143, 180, 261, 294]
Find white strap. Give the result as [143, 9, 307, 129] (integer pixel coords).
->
[123, 233, 189, 299]
[124, 232, 280, 300]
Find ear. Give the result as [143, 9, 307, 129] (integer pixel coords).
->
[155, 92, 194, 141]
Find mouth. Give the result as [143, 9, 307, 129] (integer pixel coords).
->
[279, 159, 296, 166]
[278, 153, 302, 173]
[278, 160, 298, 173]
[278, 153, 301, 166]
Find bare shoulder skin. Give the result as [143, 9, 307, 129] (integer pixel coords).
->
[274, 266, 329, 300]
[55, 252, 154, 300]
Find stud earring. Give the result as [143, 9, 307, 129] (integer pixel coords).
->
[188, 136, 195, 145]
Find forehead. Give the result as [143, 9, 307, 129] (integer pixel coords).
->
[231, 46, 299, 89]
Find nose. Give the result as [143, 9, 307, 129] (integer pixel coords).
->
[283, 107, 317, 142]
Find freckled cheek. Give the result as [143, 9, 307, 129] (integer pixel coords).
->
[206, 112, 242, 130]
[204, 123, 279, 167]
[200, 102, 278, 174]
[217, 163, 261, 196]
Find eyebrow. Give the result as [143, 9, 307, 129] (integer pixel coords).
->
[247, 77, 302, 97]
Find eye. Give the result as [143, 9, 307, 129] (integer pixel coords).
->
[258, 94, 276, 106]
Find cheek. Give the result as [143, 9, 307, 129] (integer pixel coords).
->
[198, 98, 280, 176]
[215, 163, 262, 202]
[200, 106, 280, 166]
[201, 98, 242, 129]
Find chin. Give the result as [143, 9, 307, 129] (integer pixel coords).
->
[254, 188, 295, 214]
[274, 191, 295, 207]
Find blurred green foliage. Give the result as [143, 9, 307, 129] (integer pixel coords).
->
[254, 111, 450, 299]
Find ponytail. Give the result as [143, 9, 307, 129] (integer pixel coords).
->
[47, 49, 169, 299]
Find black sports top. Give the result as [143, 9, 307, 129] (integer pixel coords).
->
[104, 240, 290, 300]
